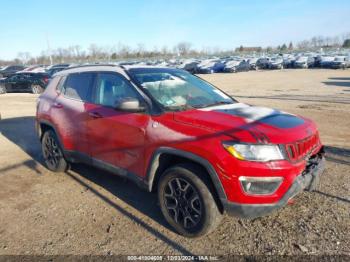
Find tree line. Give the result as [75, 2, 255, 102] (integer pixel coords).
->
[1, 32, 350, 66]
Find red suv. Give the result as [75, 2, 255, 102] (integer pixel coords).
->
[36, 65, 325, 237]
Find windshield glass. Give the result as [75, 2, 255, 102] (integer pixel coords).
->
[297, 56, 308, 62]
[334, 56, 345, 61]
[129, 68, 235, 111]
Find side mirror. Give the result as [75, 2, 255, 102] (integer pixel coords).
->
[115, 98, 146, 113]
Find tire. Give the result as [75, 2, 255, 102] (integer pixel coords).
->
[0, 84, 6, 94]
[158, 163, 222, 237]
[41, 130, 68, 172]
[31, 84, 43, 94]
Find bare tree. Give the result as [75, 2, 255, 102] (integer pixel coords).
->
[136, 43, 145, 58]
[161, 45, 169, 57]
[17, 52, 32, 64]
[88, 44, 103, 60]
[175, 42, 192, 56]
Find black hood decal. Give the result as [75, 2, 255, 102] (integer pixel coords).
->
[214, 105, 305, 129]
[258, 114, 305, 129]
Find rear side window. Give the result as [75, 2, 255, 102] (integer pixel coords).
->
[63, 73, 95, 102]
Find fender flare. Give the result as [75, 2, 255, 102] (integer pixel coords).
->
[146, 147, 227, 200]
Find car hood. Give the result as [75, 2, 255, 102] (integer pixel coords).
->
[271, 61, 283, 65]
[173, 103, 317, 144]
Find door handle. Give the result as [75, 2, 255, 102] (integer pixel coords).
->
[89, 112, 103, 119]
[53, 102, 63, 108]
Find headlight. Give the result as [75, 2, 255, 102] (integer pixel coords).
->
[223, 143, 284, 162]
[239, 176, 283, 195]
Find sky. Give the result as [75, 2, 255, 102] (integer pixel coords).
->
[0, 0, 349, 60]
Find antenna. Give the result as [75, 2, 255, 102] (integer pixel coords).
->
[46, 32, 53, 65]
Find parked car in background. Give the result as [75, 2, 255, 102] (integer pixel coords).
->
[223, 59, 250, 73]
[283, 58, 295, 68]
[0, 72, 49, 94]
[256, 57, 271, 70]
[0, 65, 26, 78]
[46, 67, 68, 77]
[22, 65, 47, 72]
[320, 56, 335, 68]
[47, 63, 71, 69]
[269, 57, 284, 69]
[197, 59, 225, 73]
[313, 55, 323, 68]
[330, 56, 349, 69]
[247, 58, 259, 70]
[178, 59, 200, 74]
[294, 56, 315, 68]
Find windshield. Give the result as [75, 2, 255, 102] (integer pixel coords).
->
[271, 57, 283, 62]
[129, 68, 236, 111]
[334, 56, 345, 61]
[297, 56, 308, 62]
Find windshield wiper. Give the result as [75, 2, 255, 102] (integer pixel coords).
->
[193, 101, 234, 109]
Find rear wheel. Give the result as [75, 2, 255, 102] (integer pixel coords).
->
[158, 163, 222, 237]
[31, 84, 43, 94]
[0, 84, 7, 94]
[41, 130, 68, 172]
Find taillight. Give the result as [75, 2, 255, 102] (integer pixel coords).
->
[43, 76, 49, 84]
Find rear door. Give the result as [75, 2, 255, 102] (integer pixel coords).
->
[51, 72, 95, 157]
[19, 73, 32, 91]
[5, 74, 24, 91]
[85, 72, 150, 177]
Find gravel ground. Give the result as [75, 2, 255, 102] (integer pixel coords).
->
[0, 69, 349, 258]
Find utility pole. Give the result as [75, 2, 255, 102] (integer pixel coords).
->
[46, 32, 53, 65]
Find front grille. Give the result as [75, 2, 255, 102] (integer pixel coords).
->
[285, 132, 320, 162]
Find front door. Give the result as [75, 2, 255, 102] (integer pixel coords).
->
[86, 72, 149, 177]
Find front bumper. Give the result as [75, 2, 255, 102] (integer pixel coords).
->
[223, 68, 236, 73]
[222, 153, 325, 219]
[270, 64, 283, 69]
[330, 63, 346, 69]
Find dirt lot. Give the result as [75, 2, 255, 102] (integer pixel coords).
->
[0, 69, 349, 257]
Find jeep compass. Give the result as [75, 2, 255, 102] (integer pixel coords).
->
[36, 65, 325, 237]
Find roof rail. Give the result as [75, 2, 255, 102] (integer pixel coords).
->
[64, 63, 119, 70]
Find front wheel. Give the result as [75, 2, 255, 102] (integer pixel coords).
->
[0, 84, 7, 94]
[41, 130, 68, 172]
[158, 164, 222, 237]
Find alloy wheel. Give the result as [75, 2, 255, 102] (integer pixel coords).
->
[43, 135, 61, 169]
[0, 85, 6, 94]
[163, 177, 202, 229]
[31, 85, 41, 94]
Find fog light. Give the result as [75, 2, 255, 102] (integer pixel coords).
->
[239, 176, 283, 195]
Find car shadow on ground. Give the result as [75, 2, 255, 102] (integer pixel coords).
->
[316, 145, 350, 204]
[233, 94, 350, 104]
[325, 145, 350, 166]
[322, 81, 350, 88]
[328, 77, 350, 81]
[65, 166, 196, 255]
[323, 77, 350, 88]
[67, 163, 170, 230]
[0, 116, 43, 175]
[0, 116, 194, 255]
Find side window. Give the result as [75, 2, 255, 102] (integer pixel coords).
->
[20, 74, 30, 80]
[63, 73, 94, 102]
[56, 76, 66, 93]
[94, 73, 141, 107]
[8, 75, 19, 81]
